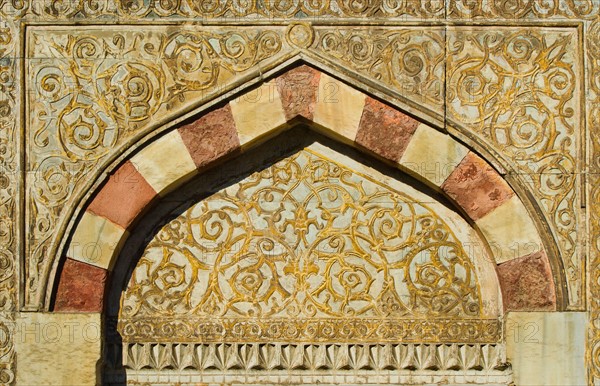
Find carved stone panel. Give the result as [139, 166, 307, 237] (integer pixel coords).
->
[25, 25, 293, 308]
[4, 3, 593, 383]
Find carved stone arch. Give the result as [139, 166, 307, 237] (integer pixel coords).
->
[5, 11, 591, 386]
[51, 64, 559, 315]
[101, 127, 510, 384]
[38, 61, 567, 385]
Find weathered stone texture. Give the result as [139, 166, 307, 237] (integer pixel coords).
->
[54, 258, 107, 312]
[313, 73, 366, 143]
[442, 152, 514, 221]
[87, 161, 157, 229]
[178, 104, 240, 169]
[15, 313, 102, 385]
[275, 65, 321, 121]
[497, 250, 556, 311]
[230, 81, 287, 146]
[130, 130, 198, 196]
[506, 312, 586, 385]
[356, 96, 419, 162]
[68, 211, 127, 270]
[475, 196, 543, 264]
[399, 123, 469, 186]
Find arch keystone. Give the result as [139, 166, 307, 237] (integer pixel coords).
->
[313, 73, 366, 143]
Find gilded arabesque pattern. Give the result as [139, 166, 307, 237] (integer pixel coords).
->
[310, 27, 445, 117]
[446, 28, 581, 306]
[119, 149, 484, 343]
[448, 0, 599, 19]
[26, 26, 290, 308]
[586, 16, 600, 385]
[1, 0, 599, 20]
[25, 23, 583, 312]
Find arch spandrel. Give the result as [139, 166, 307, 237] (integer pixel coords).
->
[117, 140, 502, 346]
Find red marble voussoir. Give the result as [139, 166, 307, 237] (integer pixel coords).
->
[87, 161, 157, 229]
[275, 65, 321, 121]
[441, 151, 515, 221]
[496, 250, 556, 311]
[178, 103, 240, 169]
[355, 96, 419, 162]
[54, 258, 107, 312]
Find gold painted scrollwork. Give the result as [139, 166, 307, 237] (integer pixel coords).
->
[448, 0, 599, 19]
[120, 149, 483, 343]
[587, 17, 600, 385]
[3, 0, 600, 21]
[26, 27, 288, 307]
[0, 318, 15, 385]
[312, 28, 445, 114]
[447, 28, 580, 306]
[0, 21, 17, 386]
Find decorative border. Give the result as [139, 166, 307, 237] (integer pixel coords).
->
[1, 0, 598, 21]
[117, 318, 503, 344]
[586, 16, 600, 385]
[112, 342, 508, 372]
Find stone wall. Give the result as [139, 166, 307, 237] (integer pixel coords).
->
[1, 1, 597, 384]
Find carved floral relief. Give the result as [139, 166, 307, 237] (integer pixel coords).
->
[25, 26, 291, 307]
[447, 27, 581, 306]
[0, 1, 594, 382]
[119, 146, 500, 344]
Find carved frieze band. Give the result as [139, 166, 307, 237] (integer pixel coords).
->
[112, 342, 507, 372]
[119, 318, 502, 344]
[1, 0, 598, 20]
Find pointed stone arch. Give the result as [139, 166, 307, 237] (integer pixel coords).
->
[51, 64, 558, 315]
